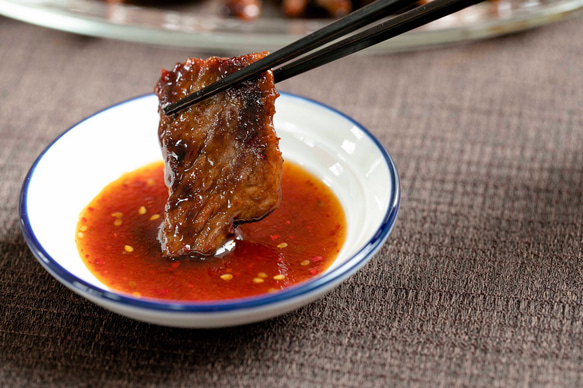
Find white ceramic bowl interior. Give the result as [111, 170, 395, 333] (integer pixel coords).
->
[20, 92, 400, 328]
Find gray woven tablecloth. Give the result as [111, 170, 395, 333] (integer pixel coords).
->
[1, 13, 583, 387]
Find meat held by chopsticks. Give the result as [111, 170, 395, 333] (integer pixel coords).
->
[155, 53, 283, 258]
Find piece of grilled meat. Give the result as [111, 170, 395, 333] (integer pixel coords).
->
[155, 53, 282, 258]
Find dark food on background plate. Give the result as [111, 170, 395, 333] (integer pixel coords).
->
[101, 0, 367, 19]
[155, 53, 282, 258]
[224, 0, 262, 19]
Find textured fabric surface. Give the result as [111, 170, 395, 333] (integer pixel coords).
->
[1, 13, 583, 387]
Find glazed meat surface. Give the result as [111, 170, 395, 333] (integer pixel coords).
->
[155, 53, 282, 258]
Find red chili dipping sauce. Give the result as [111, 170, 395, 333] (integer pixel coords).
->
[76, 161, 346, 301]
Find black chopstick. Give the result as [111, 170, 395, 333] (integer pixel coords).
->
[163, 0, 483, 116]
[273, 0, 484, 83]
[162, 0, 417, 116]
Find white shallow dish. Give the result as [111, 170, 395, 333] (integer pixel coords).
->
[20, 92, 400, 328]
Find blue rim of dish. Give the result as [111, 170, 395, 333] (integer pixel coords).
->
[19, 91, 400, 314]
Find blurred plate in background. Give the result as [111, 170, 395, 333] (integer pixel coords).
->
[0, 0, 582, 53]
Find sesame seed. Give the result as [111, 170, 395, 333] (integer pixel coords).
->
[273, 274, 286, 281]
[252, 277, 264, 284]
[277, 242, 288, 249]
[150, 214, 160, 221]
[268, 288, 278, 293]
[220, 274, 233, 281]
[132, 291, 141, 297]
[138, 206, 147, 215]
[147, 179, 155, 186]
[77, 232, 84, 239]
[79, 225, 88, 232]
[300, 260, 310, 266]
[113, 218, 123, 226]
[111, 212, 123, 218]
[124, 245, 134, 253]
[257, 272, 268, 279]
